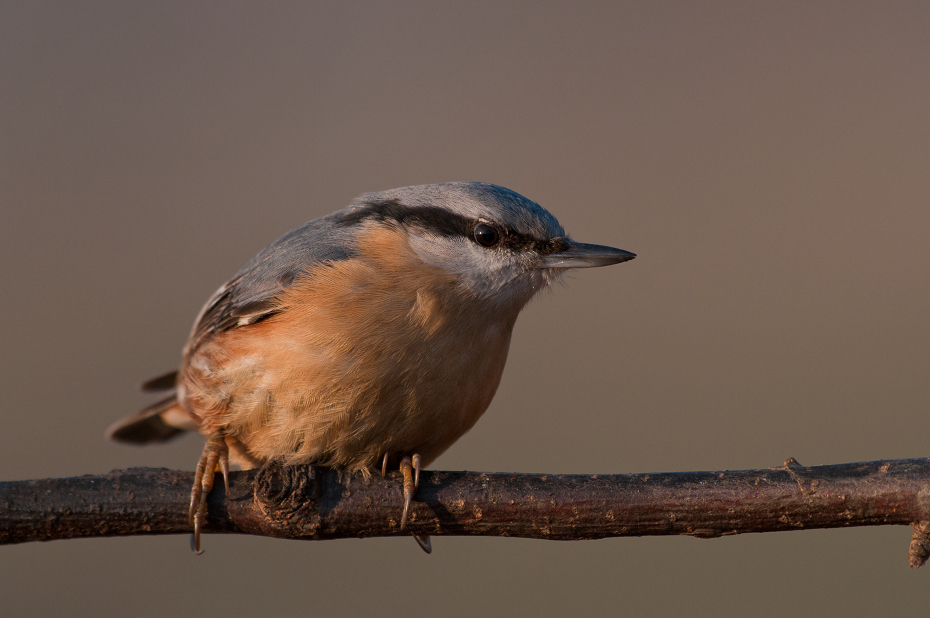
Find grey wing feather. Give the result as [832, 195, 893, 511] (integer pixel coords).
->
[185, 211, 358, 355]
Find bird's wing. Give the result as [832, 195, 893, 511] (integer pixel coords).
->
[140, 370, 180, 392]
[184, 212, 357, 356]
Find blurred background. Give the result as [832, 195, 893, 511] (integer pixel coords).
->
[2, 1, 929, 616]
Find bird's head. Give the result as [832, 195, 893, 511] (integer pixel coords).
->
[339, 182, 635, 310]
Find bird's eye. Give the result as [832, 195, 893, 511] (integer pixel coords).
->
[474, 223, 500, 247]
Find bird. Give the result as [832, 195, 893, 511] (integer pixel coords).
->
[106, 182, 635, 553]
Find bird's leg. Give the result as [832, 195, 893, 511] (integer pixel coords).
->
[189, 436, 230, 554]
[381, 451, 389, 477]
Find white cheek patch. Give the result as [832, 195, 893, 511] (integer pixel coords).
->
[407, 233, 477, 274]
[406, 232, 549, 306]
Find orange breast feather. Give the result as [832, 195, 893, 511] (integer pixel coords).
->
[179, 225, 517, 472]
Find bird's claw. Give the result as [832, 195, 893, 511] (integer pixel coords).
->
[189, 436, 229, 554]
[399, 454, 421, 530]
[399, 454, 431, 553]
[385, 453, 431, 553]
[413, 534, 432, 554]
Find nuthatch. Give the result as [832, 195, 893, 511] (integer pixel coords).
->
[107, 182, 635, 553]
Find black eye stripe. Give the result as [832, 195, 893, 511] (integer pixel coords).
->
[338, 199, 471, 237]
[339, 199, 566, 254]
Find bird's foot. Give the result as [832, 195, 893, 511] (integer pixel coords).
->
[380, 452, 431, 554]
[189, 436, 230, 554]
[399, 454, 421, 530]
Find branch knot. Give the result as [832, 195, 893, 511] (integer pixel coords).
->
[254, 462, 323, 537]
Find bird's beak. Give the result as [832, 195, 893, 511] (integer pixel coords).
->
[538, 240, 636, 269]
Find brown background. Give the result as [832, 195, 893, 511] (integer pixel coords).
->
[3, 2, 929, 616]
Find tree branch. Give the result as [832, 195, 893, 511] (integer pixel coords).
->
[3, 457, 930, 566]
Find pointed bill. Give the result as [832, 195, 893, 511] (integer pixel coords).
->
[538, 241, 636, 269]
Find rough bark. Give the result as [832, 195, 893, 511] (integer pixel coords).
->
[3, 457, 930, 566]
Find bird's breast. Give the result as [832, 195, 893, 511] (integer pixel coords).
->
[181, 225, 519, 471]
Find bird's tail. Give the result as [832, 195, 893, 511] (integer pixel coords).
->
[106, 370, 196, 444]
